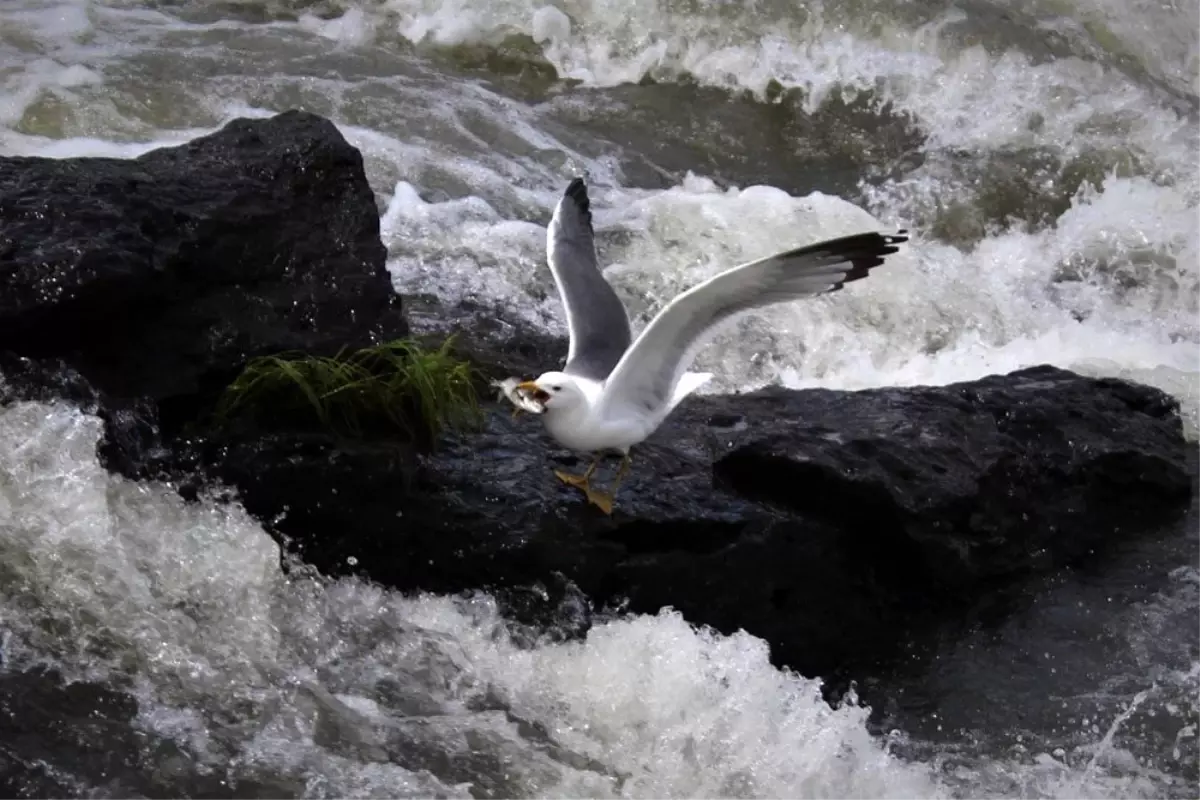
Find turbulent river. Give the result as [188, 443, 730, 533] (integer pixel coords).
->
[0, 0, 1197, 797]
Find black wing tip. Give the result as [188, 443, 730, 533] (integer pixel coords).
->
[564, 176, 597, 232]
[871, 229, 910, 250]
[824, 229, 912, 288]
[812, 228, 911, 256]
[562, 175, 593, 229]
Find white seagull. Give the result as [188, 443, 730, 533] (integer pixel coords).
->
[516, 177, 909, 514]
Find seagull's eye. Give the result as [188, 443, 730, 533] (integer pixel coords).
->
[552, 386, 561, 392]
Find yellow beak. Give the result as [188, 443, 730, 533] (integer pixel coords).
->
[516, 380, 550, 403]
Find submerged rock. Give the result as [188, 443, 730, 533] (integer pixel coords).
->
[0, 666, 289, 798]
[0, 109, 1192, 694]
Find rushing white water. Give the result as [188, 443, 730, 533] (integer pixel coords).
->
[3, 397, 1192, 798]
[0, 0, 1196, 797]
[0, 398, 944, 798]
[346, 0, 1200, 431]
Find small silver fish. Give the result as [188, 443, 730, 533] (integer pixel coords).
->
[490, 376, 546, 416]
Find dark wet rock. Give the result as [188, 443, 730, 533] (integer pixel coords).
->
[0, 109, 406, 422]
[710, 369, 1191, 584]
[195, 359, 1193, 684]
[0, 351, 102, 412]
[0, 352, 170, 479]
[0, 666, 275, 798]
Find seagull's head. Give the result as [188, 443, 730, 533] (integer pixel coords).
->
[517, 371, 584, 412]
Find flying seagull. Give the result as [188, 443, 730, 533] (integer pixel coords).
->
[515, 177, 910, 514]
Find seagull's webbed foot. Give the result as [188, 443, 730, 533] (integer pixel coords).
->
[554, 457, 618, 514]
[584, 489, 614, 515]
[554, 458, 598, 491]
[577, 453, 633, 516]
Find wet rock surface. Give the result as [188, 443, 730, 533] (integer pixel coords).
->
[0, 109, 406, 409]
[190, 359, 1192, 684]
[0, 109, 1196, 794]
[0, 667, 282, 798]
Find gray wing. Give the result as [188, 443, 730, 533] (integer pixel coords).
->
[595, 229, 910, 419]
[547, 177, 632, 382]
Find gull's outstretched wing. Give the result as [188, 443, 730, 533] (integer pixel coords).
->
[595, 229, 910, 419]
[547, 177, 632, 382]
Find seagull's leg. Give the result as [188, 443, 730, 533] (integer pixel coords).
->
[583, 452, 633, 516]
[554, 457, 599, 491]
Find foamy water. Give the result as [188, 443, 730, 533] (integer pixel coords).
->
[352, 0, 1199, 431]
[3, 397, 1191, 798]
[0, 399, 945, 798]
[0, 0, 1197, 796]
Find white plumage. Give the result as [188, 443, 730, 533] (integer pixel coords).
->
[516, 177, 910, 513]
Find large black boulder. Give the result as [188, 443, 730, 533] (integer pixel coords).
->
[0, 109, 406, 411]
[198, 357, 1192, 683]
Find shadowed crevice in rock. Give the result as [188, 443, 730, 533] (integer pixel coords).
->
[599, 518, 752, 556]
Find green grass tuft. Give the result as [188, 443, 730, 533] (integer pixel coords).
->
[214, 337, 483, 445]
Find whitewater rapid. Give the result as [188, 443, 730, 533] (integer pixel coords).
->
[0, 0, 1196, 797]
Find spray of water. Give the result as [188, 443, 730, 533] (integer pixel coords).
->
[0, 0, 1195, 796]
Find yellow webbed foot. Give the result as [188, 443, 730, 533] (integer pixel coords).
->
[554, 458, 606, 510]
[585, 488, 614, 515]
[554, 469, 591, 489]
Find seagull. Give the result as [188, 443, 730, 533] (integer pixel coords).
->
[517, 177, 910, 514]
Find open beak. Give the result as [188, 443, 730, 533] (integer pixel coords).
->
[516, 380, 551, 404]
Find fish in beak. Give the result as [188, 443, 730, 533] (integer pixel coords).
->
[490, 376, 547, 416]
[516, 380, 552, 405]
